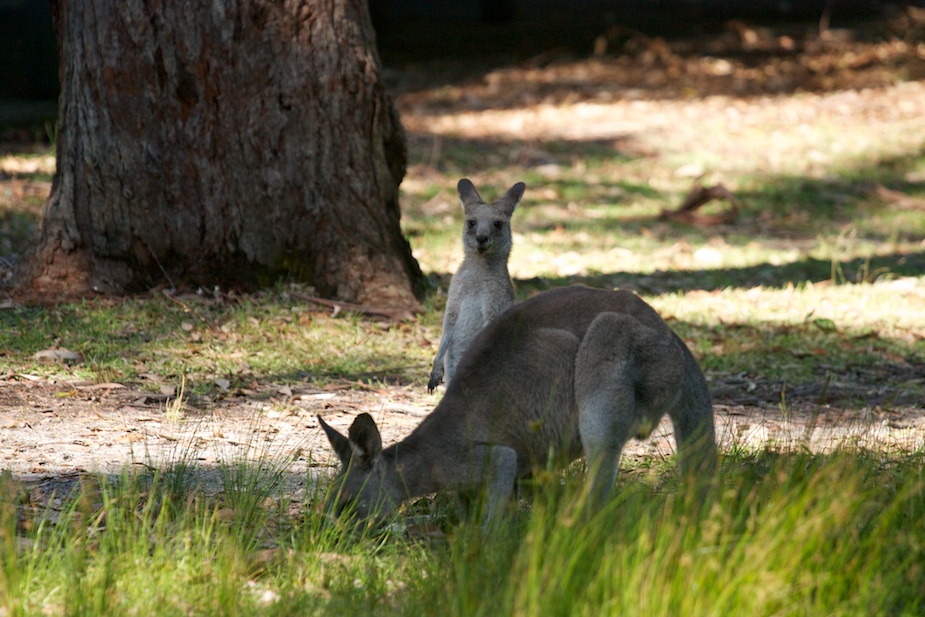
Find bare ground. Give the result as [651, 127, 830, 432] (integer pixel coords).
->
[2, 366, 923, 515]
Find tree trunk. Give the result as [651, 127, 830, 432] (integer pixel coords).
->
[16, 0, 424, 311]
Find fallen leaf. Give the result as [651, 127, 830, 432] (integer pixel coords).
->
[33, 348, 84, 365]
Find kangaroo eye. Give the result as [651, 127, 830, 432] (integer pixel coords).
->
[493, 221, 503, 229]
[467, 220, 476, 229]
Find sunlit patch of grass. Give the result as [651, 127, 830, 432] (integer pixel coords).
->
[405, 152, 925, 286]
[0, 149, 56, 181]
[649, 279, 925, 399]
[0, 146, 54, 255]
[0, 288, 437, 391]
[651, 279, 924, 338]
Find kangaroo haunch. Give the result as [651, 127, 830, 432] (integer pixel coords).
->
[320, 285, 716, 525]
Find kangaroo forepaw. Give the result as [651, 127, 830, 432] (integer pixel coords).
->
[427, 372, 442, 393]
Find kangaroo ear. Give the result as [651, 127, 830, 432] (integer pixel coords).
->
[457, 178, 483, 208]
[318, 415, 353, 465]
[347, 413, 383, 464]
[498, 182, 525, 215]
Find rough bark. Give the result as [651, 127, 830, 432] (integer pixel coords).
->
[16, 0, 424, 311]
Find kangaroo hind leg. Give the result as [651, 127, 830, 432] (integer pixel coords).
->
[574, 313, 650, 509]
[575, 312, 687, 507]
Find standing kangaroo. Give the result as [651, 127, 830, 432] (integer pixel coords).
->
[428, 179, 525, 393]
[319, 285, 716, 526]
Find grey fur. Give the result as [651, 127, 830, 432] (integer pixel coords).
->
[320, 285, 716, 526]
[428, 178, 525, 392]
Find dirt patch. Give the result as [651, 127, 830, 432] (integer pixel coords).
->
[2, 370, 923, 511]
[0, 376, 425, 476]
[0, 375, 432, 513]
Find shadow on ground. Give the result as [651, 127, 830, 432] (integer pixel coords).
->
[514, 250, 925, 295]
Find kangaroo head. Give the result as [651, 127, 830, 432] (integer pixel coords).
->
[317, 413, 399, 525]
[458, 179, 525, 257]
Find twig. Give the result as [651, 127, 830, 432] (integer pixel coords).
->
[146, 242, 176, 290]
[161, 289, 217, 330]
[661, 180, 740, 226]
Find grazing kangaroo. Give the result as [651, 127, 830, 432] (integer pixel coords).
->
[428, 179, 525, 393]
[319, 285, 716, 526]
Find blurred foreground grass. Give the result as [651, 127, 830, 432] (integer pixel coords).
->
[2, 439, 923, 615]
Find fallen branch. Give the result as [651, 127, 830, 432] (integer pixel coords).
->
[295, 294, 420, 321]
[661, 181, 740, 226]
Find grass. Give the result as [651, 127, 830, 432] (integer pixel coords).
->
[0, 290, 437, 395]
[2, 31, 925, 615]
[2, 445, 924, 615]
[0, 270, 919, 407]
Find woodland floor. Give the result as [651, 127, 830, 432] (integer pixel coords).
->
[2, 11, 925, 509]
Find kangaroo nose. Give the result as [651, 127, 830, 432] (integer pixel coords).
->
[476, 235, 489, 246]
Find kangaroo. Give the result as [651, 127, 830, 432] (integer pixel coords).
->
[427, 178, 525, 393]
[319, 285, 716, 526]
